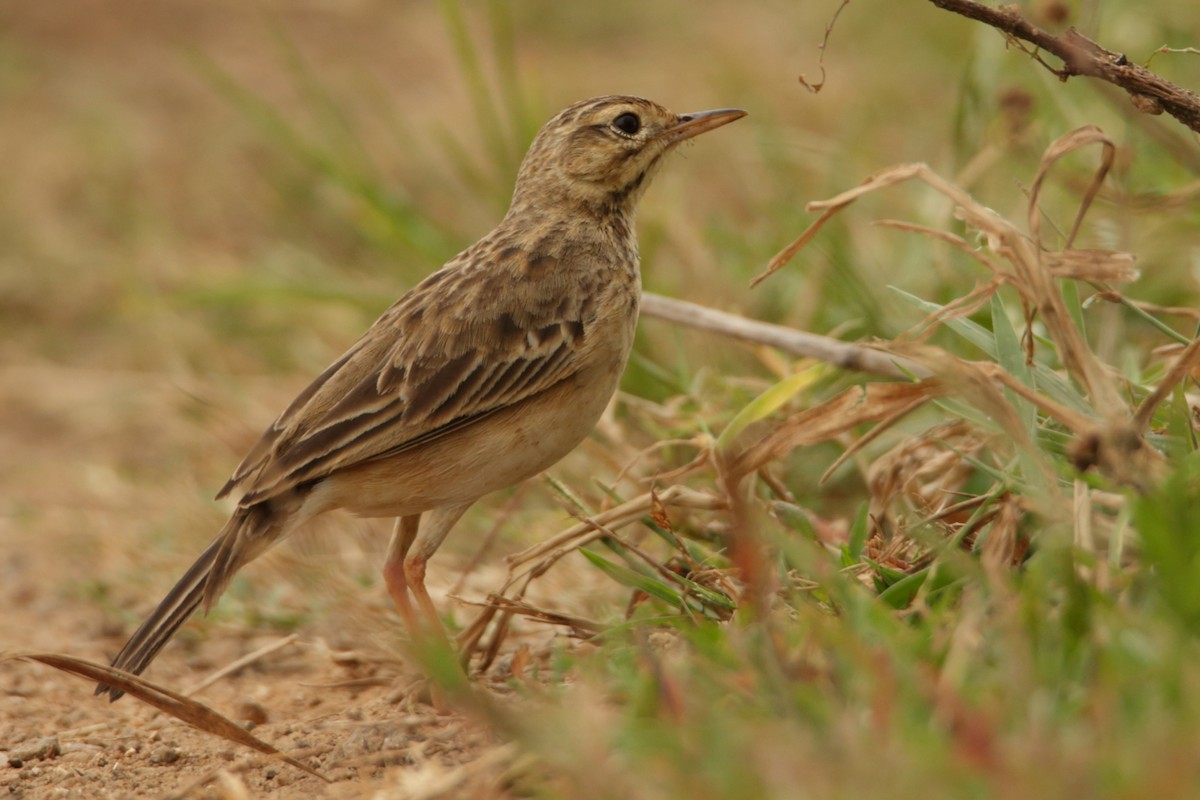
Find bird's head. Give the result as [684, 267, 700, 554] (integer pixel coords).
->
[509, 95, 746, 219]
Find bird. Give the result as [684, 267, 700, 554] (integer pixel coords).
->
[95, 95, 746, 700]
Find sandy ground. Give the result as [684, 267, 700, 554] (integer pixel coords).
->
[0, 360, 571, 798]
[0, 360, 616, 799]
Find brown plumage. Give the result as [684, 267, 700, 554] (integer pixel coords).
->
[95, 95, 745, 700]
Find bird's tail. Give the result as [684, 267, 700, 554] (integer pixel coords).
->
[95, 504, 276, 701]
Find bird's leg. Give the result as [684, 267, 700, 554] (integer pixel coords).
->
[383, 505, 471, 712]
[404, 557, 440, 633]
[402, 503, 470, 642]
[381, 505, 470, 642]
[383, 514, 421, 632]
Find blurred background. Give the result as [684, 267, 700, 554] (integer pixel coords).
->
[3, 0, 1200, 783]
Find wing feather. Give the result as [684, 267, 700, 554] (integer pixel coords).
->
[223, 245, 597, 505]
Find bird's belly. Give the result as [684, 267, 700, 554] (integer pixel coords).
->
[318, 359, 624, 518]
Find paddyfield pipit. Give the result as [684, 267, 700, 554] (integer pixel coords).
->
[96, 95, 745, 699]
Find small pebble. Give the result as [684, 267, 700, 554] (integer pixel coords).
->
[148, 747, 180, 766]
[7, 736, 60, 767]
[235, 696, 269, 726]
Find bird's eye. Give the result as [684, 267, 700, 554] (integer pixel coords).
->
[612, 112, 641, 136]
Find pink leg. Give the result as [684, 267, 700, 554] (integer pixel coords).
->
[383, 515, 421, 632]
[385, 507, 468, 712]
[404, 555, 446, 639]
[395, 504, 470, 642]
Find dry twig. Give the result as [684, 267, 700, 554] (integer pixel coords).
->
[458, 486, 726, 668]
[641, 292, 926, 378]
[183, 634, 301, 697]
[798, 0, 852, 93]
[929, 0, 1200, 133]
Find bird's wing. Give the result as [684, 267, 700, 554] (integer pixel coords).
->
[219, 248, 599, 505]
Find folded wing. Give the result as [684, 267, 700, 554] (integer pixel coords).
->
[218, 250, 590, 505]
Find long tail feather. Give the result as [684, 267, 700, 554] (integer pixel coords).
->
[95, 505, 277, 701]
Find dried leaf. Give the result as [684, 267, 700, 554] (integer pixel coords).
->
[728, 379, 945, 481]
[3, 652, 327, 781]
[1043, 249, 1139, 282]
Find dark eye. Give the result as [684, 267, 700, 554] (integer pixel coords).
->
[612, 112, 641, 136]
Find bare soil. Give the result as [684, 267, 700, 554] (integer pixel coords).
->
[0, 361, 572, 798]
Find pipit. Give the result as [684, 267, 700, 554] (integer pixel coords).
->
[95, 95, 745, 700]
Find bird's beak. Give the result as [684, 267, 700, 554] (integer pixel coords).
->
[663, 107, 748, 143]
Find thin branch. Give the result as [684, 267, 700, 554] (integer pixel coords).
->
[640, 292, 928, 379]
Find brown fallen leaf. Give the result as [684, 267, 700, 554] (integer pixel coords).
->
[2, 651, 328, 781]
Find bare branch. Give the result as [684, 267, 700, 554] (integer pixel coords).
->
[640, 292, 929, 379]
[929, 0, 1200, 134]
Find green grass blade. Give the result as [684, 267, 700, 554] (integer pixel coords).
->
[717, 365, 825, 452]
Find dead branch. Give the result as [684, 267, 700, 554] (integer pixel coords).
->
[640, 292, 929, 379]
[929, 0, 1200, 134]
